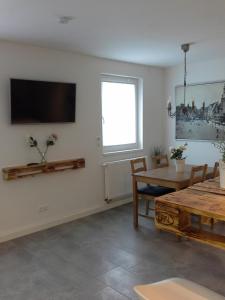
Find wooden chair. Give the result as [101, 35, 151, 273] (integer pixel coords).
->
[212, 162, 219, 178]
[130, 157, 174, 220]
[189, 164, 213, 229]
[189, 164, 208, 186]
[206, 162, 219, 179]
[131, 157, 154, 218]
[151, 154, 169, 169]
[130, 157, 147, 174]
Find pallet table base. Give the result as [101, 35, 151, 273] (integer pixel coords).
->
[155, 185, 225, 251]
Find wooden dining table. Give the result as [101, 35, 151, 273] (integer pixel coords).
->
[155, 177, 225, 250]
[132, 164, 214, 228]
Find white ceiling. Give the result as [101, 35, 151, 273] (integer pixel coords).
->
[1, 0, 225, 66]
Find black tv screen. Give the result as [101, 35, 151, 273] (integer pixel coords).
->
[10, 79, 76, 124]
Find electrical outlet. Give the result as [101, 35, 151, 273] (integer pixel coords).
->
[39, 205, 48, 213]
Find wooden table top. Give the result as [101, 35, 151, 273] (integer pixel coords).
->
[188, 177, 225, 196]
[133, 164, 213, 183]
[156, 178, 225, 221]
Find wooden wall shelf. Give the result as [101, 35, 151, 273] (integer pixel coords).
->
[2, 158, 85, 181]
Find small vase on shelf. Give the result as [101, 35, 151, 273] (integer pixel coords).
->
[175, 159, 185, 173]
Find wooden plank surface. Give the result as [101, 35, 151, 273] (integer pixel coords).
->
[155, 176, 225, 250]
[184, 227, 225, 251]
[188, 177, 225, 196]
[2, 158, 85, 180]
[2, 158, 85, 172]
[156, 189, 225, 221]
[189, 185, 225, 196]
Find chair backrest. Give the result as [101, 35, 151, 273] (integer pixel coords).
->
[189, 164, 208, 186]
[151, 154, 169, 169]
[206, 162, 219, 180]
[130, 157, 147, 174]
[212, 162, 219, 178]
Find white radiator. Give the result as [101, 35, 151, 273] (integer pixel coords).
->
[103, 159, 132, 202]
[103, 157, 147, 203]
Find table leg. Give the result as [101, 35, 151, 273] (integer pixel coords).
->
[132, 176, 138, 228]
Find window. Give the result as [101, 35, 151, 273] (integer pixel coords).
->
[101, 75, 142, 153]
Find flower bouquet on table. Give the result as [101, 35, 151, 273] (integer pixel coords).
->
[170, 143, 187, 172]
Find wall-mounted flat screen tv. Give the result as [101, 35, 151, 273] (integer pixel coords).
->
[10, 79, 76, 124]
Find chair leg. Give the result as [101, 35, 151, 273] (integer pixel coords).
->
[145, 201, 150, 215]
[210, 218, 214, 230]
[176, 234, 182, 241]
[198, 216, 202, 230]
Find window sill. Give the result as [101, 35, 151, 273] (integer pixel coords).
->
[103, 148, 144, 157]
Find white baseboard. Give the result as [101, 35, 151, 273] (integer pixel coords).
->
[0, 197, 132, 243]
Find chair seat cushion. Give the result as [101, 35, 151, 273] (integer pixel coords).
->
[138, 185, 174, 196]
[134, 278, 225, 300]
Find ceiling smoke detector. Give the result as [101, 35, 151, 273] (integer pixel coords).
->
[58, 16, 75, 24]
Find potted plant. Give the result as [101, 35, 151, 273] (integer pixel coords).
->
[151, 146, 164, 162]
[213, 140, 225, 188]
[170, 143, 187, 172]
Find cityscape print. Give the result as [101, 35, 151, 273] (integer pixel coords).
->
[175, 81, 225, 141]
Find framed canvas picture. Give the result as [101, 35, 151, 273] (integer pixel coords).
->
[175, 81, 225, 141]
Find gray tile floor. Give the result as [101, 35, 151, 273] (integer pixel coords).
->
[0, 203, 225, 299]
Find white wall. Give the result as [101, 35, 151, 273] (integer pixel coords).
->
[165, 58, 225, 166]
[0, 41, 165, 241]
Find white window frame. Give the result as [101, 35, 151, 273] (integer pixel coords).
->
[101, 74, 143, 154]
